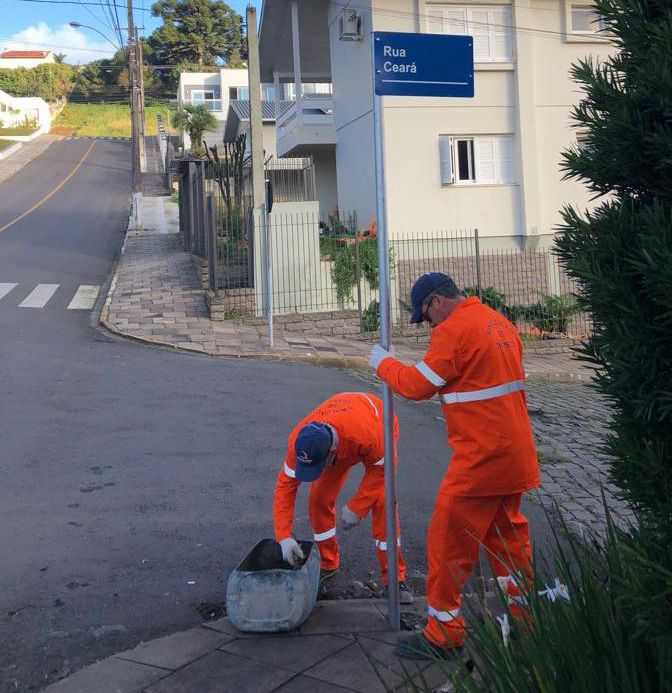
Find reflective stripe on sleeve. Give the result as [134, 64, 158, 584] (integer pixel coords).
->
[373, 458, 385, 466]
[283, 463, 296, 479]
[427, 605, 461, 622]
[314, 527, 336, 542]
[415, 361, 446, 387]
[374, 537, 401, 551]
[441, 379, 524, 405]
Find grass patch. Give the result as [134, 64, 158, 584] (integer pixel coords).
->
[51, 102, 175, 138]
[0, 138, 15, 151]
[0, 125, 38, 136]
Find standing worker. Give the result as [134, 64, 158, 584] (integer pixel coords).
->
[369, 273, 539, 658]
[273, 392, 413, 603]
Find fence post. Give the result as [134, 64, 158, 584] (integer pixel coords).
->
[474, 228, 482, 299]
[197, 163, 206, 257]
[354, 227, 363, 334]
[187, 162, 195, 252]
[206, 194, 217, 291]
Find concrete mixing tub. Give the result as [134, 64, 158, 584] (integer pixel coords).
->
[226, 538, 320, 633]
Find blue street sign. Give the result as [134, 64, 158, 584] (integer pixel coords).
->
[373, 31, 474, 98]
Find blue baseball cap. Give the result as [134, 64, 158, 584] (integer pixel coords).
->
[295, 423, 333, 482]
[409, 272, 458, 324]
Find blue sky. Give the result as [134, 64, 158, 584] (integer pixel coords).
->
[0, 0, 260, 64]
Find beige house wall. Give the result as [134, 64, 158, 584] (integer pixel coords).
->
[322, 0, 613, 238]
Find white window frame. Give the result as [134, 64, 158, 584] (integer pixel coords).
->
[569, 3, 606, 34]
[426, 4, 513, 63]
[439, 134, 515, 186]
[191, 89, 216, 102]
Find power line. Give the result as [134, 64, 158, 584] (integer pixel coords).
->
[0, 0, 153, 12]
[326, 0, 610, 43]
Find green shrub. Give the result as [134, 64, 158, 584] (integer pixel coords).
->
[512, 294, 580, 334]
[463, 286, 509, 313]
[362, 300, 380, 332]
[420, 513, 672, 693]
[555, 0, 672, 528]
[331, 238, 382, 304]
[0, 63, 73, 102]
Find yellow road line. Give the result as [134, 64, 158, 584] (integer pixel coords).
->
[0, 140, 97, 234]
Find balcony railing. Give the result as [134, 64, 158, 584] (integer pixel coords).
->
[276, 95, 335, 156]
[183, 99, 223, 112]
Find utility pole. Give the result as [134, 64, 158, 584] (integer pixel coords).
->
[127, 0, 142, 227]
[135, 28, 146, 173]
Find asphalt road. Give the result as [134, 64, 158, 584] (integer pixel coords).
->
[0, 140, 558, 692]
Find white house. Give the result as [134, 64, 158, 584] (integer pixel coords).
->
[0, 89, 51, 137]
[177, 68, 275, 148]
[0, 50, 55, 69]
[258, 0, 614, 244]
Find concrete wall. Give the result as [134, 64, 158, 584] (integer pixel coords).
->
[0, 89, 51, 134]
[313, 148, 338, 217]
[328, 0, 377, 229]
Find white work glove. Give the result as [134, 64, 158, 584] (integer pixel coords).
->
[370, 344, 393, 371]
[341, 505, 363, 531]
[279, 537, 305, 567]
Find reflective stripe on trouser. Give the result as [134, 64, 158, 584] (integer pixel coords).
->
[424, 491, 532, 648]
[371, 487, 406, 586]
[497, 575, 531, 621]
[308, 461, 406, 582]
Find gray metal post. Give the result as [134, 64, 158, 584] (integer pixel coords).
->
[355, 231, 363, 333]
[371, 35, 400, 632]
[264, 199, 273, 347]
[207, 194, 217, 291]
[474, 228, 482, 299]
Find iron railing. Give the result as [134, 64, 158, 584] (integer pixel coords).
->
[177, 161, 589, 338]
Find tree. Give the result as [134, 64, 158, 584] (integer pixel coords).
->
[53, 53, 66, 64]
[148, 0, 246, 67]
[171, 103, 217, 156]
[555, 0, 672, 532]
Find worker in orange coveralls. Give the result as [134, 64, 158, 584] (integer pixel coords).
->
[369, 272, 539, 659]
[273, 392, 413, 604]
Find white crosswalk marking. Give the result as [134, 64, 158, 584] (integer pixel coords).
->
[67, 285, 100, 310]
[0, 283, 17, 301]
[19, 284, 59, 308]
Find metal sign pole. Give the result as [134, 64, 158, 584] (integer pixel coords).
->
[371, 34, 400, 632]
[264, 201, 274, 347]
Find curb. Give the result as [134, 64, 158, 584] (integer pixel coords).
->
[0, 141, 22, 160]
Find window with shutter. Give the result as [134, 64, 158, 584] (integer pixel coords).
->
[426, 4, 513, 62]
[438, 134, 515, 186]
[497, 136, 514, 183]
[439, 136, 455, 185]
[475, 138, 496, 183]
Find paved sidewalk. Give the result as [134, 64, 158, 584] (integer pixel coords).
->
[101, 196, 595, 382]
[45, 599, 469, 693]
[0, 134, 58, 184]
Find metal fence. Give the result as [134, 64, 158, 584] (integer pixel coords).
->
[176, 161, 589, 339]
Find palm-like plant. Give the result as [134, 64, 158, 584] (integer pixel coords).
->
[171, 103, 217, 156]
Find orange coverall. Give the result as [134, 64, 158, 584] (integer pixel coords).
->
[273, 392, 406, 585]
[376, 297, 539, 647]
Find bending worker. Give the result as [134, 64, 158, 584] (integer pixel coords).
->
[273, 392, 413, 603]
[370, 273, 539, 658]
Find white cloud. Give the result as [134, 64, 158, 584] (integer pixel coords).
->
[4, 22, 118, 64]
